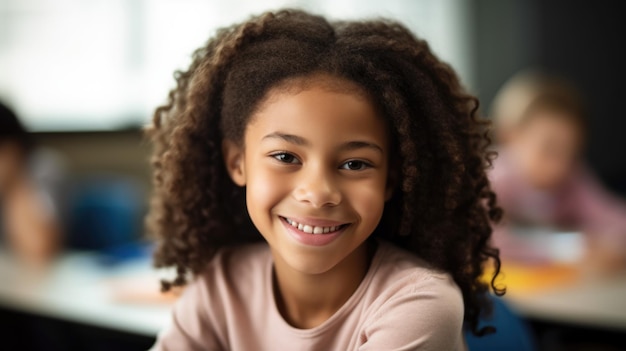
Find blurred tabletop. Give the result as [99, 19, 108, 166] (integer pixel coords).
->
[1, 247, 625, 336]
[0, 247, 173, 336]
[497, 261, 626, 331]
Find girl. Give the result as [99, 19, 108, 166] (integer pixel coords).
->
[148, 9, 503, 350]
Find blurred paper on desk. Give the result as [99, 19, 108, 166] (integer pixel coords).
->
[511, 227, 586, 264]
[106, 276, 182, 305]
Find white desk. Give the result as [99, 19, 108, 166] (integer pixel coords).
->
[1, 249, 625, 336]
[506, 273, 626, 331]
[0, 249, 172, 337]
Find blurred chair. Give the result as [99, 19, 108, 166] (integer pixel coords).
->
[465, 296, 537, 351]
[65, 176, 145, 252]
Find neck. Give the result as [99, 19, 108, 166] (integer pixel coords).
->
[272, 241, 374, 329]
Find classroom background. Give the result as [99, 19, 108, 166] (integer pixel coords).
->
[1, 0, 624, 350]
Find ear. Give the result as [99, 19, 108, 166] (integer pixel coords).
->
[222, 139, 246, 187]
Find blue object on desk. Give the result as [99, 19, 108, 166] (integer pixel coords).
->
[465, 296, 537, 351]
[97, 240, 154, 266]
[66, 176, 145, 252]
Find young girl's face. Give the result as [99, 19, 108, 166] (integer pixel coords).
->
[510, 110, 583, 189]
[224, 75, 391, 275]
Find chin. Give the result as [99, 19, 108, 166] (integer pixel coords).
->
[280, 249, 341, 275]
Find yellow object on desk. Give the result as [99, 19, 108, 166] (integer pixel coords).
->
[484, 261, 581, 296]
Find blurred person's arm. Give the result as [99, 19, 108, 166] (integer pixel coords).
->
[572, 165, 626, 272]
[488, 150, 550, 262]
[2, 173, 60, 265]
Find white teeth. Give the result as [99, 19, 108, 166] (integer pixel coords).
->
[284, 217, 344, 235]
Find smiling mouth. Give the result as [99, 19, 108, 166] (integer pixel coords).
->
[280, 217, 350, 234]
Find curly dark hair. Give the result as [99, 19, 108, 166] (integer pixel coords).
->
[146, 9, 504, 336]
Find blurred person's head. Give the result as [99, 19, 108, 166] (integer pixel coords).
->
[490, 70, 545, 143]
[0, 101, 33, 192]
[490, 69, 582, 145]
[508, 90, 587, 190]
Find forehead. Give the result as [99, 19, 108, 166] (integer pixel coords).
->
[245, 74, 387, 147]
[522, 110, 583, 135]
[261, 73, 372, 109]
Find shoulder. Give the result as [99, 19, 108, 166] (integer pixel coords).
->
[370, 241, 464, 302]
[152, 243, 270, 350]
[195, 242, 270, 292]
[176, 242, 270, 315]
[358, 242, 465, 350]
[203, 242, 270, 271]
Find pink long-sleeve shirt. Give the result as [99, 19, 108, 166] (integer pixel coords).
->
[151, 241, 467, 351]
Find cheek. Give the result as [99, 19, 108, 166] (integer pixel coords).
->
[345, 178, 387, 227]
[244, 162, 290, 220]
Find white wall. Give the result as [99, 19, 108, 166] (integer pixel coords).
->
[0, 0, 473, 131]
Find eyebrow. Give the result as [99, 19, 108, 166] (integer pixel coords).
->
[263, 132, 308, 146]
[262, 132, 384, 154]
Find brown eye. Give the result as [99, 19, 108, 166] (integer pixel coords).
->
[341, 160, 370, 171]
[272, 153, 299, 164]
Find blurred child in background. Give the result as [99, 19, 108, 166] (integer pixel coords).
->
[0, 101, 62, 265]
[489, 72, 626, 271]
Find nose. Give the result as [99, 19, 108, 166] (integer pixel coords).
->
[293, 163, 341, 208]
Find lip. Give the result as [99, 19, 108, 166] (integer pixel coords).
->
[279, 216, 349, 247]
